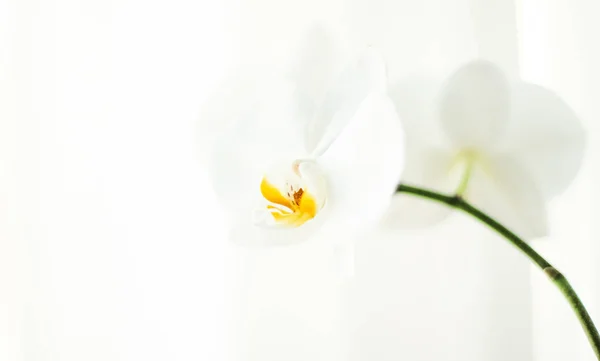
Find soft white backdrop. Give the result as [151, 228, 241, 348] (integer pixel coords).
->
[1, 0, 599, 360]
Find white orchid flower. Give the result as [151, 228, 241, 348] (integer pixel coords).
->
[386, 60, 585, 239]
[208, 30, 404, 246]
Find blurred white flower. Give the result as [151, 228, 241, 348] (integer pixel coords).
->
[208, 29, 404, 246]
[386, 60, 585, 239]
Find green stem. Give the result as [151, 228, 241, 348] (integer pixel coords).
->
[396, 183, 600, 360]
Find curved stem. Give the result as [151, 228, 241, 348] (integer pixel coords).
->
[396, 183, 600, 360]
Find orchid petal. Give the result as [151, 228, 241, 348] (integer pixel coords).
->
[438, 60, 511, 148]
[306, 48, 387, 156]
[318, 94, 404, 232]
[465, 154, 548, 239]
[383, 77, 459, 227]
[389, 75, 452, 150]
[383, 141, 457, 228]
[501, 83, 585, 198]
[210, 75, 306, 216]
[290, 26, 343, 122]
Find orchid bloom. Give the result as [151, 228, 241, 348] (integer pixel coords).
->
[385, 60, 585, 239]
[209, 30, 404, 246]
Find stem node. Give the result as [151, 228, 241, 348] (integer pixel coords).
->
[544, 266, 562, 281]
[450, 195, 463, 206]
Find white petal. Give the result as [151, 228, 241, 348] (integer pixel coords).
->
[383, 75, 463, 228]
[306, 48, 387, 156]
[500, 83, 585, 198]
[209, 74, 306, 215]
[389, 75, 452, 150]
[383, 141, 458, 228]
[465, 155, 548, 240]
[438, 60, 511, 148]
[290, 26, 344, 121]
[317, 94, 404, 232]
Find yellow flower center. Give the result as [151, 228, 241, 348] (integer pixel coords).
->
[258, 160, 325, 228]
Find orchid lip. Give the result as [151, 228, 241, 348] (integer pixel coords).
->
[256, 159, 327, 228]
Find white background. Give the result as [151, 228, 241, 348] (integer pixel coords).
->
[1, 0, 599, 360]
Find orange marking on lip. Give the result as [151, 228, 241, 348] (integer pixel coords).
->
[260, 177, 318, 227]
